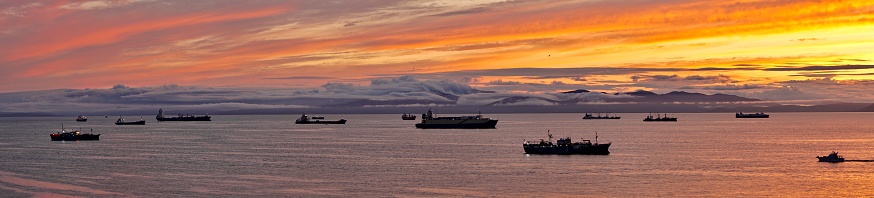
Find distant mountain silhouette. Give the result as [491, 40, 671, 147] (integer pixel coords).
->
[486, 90, 761, 106]
[602, 90, 760, 103]
[853, 103, 874, 112]
[2, 84, 870, 116]
[487, 96, 558, 106]
[664, 91, 759, 103]
[561, 89, 590, 94]
[709, 102, 872, 112]
[622, 90, 659, 96]
[0, 112, 55, 117]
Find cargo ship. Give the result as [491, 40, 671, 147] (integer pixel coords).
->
[156, 109, 211, 121]
[643, 113, 677, 122]
[295, 114, 346, 124]
[115, 117, 146, 125]
[414, 109, 498, 129]
[582, 113, 620, 119]
[736, 112, 769, 118]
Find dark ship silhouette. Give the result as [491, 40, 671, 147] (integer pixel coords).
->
[736, 112, 769, 118]
[817, 151, 845, 163]
[582, 113, 620, 119]
[415, 109, 498, 129]
[295, 114, 346, 124]
[523, 131, 610, 155]
[115, 117, 146, 125]
[643, 113, 677, 122]
[156, 109, 211, 121]
[401, 113, 417, 120]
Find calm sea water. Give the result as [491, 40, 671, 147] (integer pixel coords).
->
[2, 113, 874, 197]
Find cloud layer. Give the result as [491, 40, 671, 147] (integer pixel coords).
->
[4, 76, 848, 116]
[1, 0, 874, 103]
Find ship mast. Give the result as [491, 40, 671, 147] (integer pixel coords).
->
[547, 130, 553, 142]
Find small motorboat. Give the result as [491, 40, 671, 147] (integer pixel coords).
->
[817, 151, 845, 163]
[401, 113, 417, 120]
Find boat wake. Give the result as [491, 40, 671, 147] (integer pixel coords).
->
[845, 160, 874, 162]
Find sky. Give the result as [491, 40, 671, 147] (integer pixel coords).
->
[3, 0, 874, 103]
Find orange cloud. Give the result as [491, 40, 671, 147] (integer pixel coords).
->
[2, 0, 874, 94]
[16, 6, 289, 76]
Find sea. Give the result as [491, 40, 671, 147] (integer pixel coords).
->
[2, 113, 874, 197]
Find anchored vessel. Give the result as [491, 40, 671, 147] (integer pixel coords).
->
[75, 115, 87, 122]
[817, 151, 845, 163]
[736, 112, 769, 118]
[415, 109, 498, 129]
[643, 113, 677, 122]
[523, 131, 610, 155]
[156, 109, 211, 121]
[582, 113, 621, 120]
[401, 113, 417, 120]
[115, 117, 146, 125]
[295, 114, 346, 124]
[50, 124, 99, 141]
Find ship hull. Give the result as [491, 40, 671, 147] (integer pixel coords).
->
[583, 117, 621, 120]
[115, 121, 146, 125]
[817, 157, 845, 163]
[643, 118, 677, 122]
[736, 115, 769, 118]
[523, 143, 610, 155]
[295, 120, 347, 124]
[156, 117, 211, 121]
[50, 134, 100, 141]
[415, 120, 498, 129]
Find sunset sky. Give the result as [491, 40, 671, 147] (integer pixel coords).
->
[3, 0, 874, 102]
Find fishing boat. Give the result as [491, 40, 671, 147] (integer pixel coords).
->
[523, 131, 610, 155]
[75, 115, 87, 122]
[49, 124, 99, 141]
